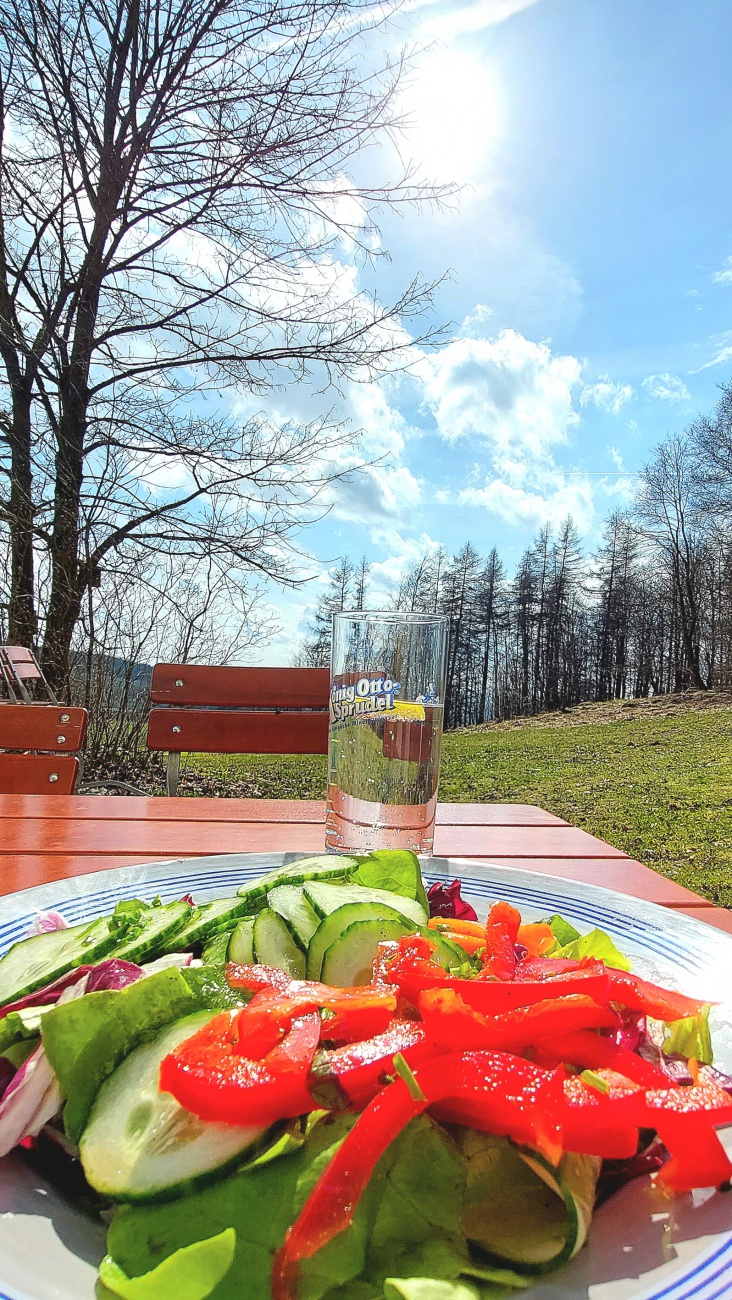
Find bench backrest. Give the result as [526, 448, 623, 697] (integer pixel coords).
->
[0, 702, 88, 794]
[146, 664, 330, 793]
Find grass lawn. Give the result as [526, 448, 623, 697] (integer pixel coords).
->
[184, 702, 732, 909]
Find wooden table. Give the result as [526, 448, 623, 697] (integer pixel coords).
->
[0, 795, 730, 934]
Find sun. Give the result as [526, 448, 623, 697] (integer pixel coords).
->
[400, 48, 503, 185]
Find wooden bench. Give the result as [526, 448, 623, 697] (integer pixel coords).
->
[146, 664, 330, 795]
[0, 648, 87, 794]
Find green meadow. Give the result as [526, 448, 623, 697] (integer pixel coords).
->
[180, 702, 732, 908]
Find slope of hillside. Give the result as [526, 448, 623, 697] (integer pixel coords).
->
[177, 693, 732, 908]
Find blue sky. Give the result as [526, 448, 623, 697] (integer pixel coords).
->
[255, 0, 732, 662]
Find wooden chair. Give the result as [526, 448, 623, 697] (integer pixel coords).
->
[146, 664, 330, 795]
[0, 648, 87, 793]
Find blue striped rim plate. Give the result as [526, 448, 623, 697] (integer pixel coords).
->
[0, 853, 728, 1300]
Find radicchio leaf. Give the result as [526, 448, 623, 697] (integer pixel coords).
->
[427, 880, 478, 922]
[85, 959, 144, 993]
[0, 1044, 62, 1157]
[611, 1009, 647, 1054]
[0, 979, 85, 1157]
[0, 967, 94, 1020]
[25, 911, 69, 938]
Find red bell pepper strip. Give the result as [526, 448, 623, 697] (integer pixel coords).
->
[559, 1072, 641, 1159]
[226, 963, 295, 993]
[654, 1114, 732, 1192]
[310, 1020, 436, 1110]
[234, 985, 396, 1055]
[514, 956, 593, 980]
[418, 988, 620, 1054]
[537, 1028, 671, 1088]
[387, 948, 611, 1015]
[561, 1070, 732, 1181]
[429, 1052, 565, 1165]
[159, 1009, 321, 1126]
[271, 1050, 564, 1300]
[481, 901, 521, 980]
[605, 970, 711, 1021]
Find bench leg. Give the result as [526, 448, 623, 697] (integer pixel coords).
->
[166, 752, 181, 797]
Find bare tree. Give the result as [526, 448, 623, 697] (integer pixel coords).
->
[0, 0, 444, 689]
[297, 554, 355, 666]
[635, 436, 710, 689]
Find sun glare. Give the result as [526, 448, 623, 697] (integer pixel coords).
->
[401, 50, 502, 185]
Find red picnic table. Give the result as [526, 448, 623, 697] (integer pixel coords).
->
[0, 794, 729, 934]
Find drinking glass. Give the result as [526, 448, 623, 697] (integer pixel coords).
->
[325, 611, 448, 854]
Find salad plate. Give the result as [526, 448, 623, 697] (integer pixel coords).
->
[0, 851, 728, 1300]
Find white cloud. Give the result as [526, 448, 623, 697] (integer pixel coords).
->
[421, 329, 582, 458]
[368, 528, 442, 590]
[712, 257, 732, 285]
[697, 333, 732, 371]
[580, 378, 634, 414]
[460, 304, 494, 339]
[330, 463, 422, 523]
[642, 373, 691, 402]
[459, 476, 594, 530]
[410, 0, 542, 39]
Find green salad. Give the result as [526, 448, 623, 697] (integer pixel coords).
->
[0, 850, 727, 1300]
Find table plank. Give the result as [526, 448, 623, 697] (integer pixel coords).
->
[0, 796, 568, 827]
[467, 857, 711, 908]
[678, 906, 732, 935]
[0, 820, 630, 859]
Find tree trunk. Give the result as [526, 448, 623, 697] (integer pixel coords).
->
[40, 377, 87, 693]
[7, 383, 38, 648]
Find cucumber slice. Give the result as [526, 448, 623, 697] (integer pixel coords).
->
[228, 918, 255, 965]
[455, 1127, 601, 1271]
[79, 1012, 267, 1202]
[267, 885, 320, 949]
[252, 909, 305, 978]
[304, 881, 427, 927]
[0, 917, 116, 1008]
[236, 856, 358, 909]
[201, 930, 233, 965]
[306, 901, 418, 981]
[321, 916, 416, 986]
[112, 902, 192, 965]
[421, 929, 471, 971]
[163, 899, 252, 953]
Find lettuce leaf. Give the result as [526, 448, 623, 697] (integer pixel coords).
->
[553, 927, 631, 972]
[41, 966, 198, 1140]
[0, 1004, 51, 1053]
[545, 915, 580, 948]
[99, 1228, 235, 1300]
[662, 1004, 714, 1065]
[353, 852, 427, 911]
[181, 966, 246, 1011]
